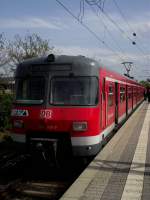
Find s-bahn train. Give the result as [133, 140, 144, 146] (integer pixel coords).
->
[10, 54, 145, 158]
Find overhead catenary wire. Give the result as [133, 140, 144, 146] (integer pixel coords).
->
[112, 0, 145, 41]
[112, 0, 150, 62]
[55, 0, 125, 63]
[78, 0, 126, 55]
[85, 0, 105, 11]
[86, 3, 127, 59]
[85, 0, 148, 60]
[112, 0, 135, 35]
[85, 0, 135, 43]
[78, 0, 85, 22]
[78, 0, 140, 73]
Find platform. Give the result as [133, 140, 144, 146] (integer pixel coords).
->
[60, 101, 150, 200]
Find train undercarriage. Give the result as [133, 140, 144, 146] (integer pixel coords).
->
[26, 132, 74, 167]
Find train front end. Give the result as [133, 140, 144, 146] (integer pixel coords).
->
[11, 55, 100, 157]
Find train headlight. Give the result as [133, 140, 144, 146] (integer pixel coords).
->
[72, 122, 88, 131]
[13, 120, 24, 128]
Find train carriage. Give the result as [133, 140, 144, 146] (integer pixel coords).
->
[11, 54, 145, 158]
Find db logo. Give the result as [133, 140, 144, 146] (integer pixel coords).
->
[40, 110, 53, 119]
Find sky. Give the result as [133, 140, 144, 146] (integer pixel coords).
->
[0, 0, 150, 80]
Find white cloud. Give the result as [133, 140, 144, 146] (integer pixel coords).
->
[56, 45, 123, 69]
[80, 9, 150, 39]
[1, 8, 149, 80]
[55, 45, 149, 80]
[0, 17, 66, 30]
[131, 21, 150, 36]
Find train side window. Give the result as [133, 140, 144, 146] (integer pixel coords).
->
[128, 87, 132, 99]
[133, 88, 136, 98]
[108, 85, 114, 107]
[102, 78, 105, 100]
[120, 87, 125, 103]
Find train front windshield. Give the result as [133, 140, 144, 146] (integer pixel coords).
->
[50, 77, 98, 106]
[16, 77, 45, 104]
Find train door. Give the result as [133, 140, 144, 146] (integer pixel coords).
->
[118, 84, 126, 123]
[101, 78, 106, 129]
[127, 86, 132, 114]
[115, 82, 118, 124]
[107, 81, 115, 126]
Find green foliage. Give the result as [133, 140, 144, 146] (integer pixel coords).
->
[0, 93, 13, 129]
[139, 80, 150, 88]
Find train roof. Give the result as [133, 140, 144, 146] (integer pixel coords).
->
[16, 54, 100, 77]
[19, 54, 99, 67]
[17, 54, 143, 87]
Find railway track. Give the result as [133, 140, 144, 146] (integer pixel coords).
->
[0, 180, 70, 200]
[0, 142, 87, 200]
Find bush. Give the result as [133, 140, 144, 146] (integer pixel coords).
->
[0, 93, 13, 129]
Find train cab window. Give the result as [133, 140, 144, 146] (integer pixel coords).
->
[108, 85, 114, 107]
[120, 87, 125, 103]
[50, 76, 98, 106]
[16, 77, 45, 104]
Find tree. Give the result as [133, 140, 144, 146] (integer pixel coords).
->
[0, 33, 9, 67]
[7, 33, 54, 66]
[0, 93, 13, 129]
[0, 33, 56, 130]
[139, 80, 150, 88]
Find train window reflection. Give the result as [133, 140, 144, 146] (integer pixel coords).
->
[50, 76, 98, 106]
[16, 77, 45, 104]
[120, 87, 125, 102]
[108, 85, 114, 107]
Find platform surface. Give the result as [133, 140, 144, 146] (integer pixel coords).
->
[60, 101, 150, 200]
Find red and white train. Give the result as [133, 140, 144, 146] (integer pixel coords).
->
[11, 54, 145, 157]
